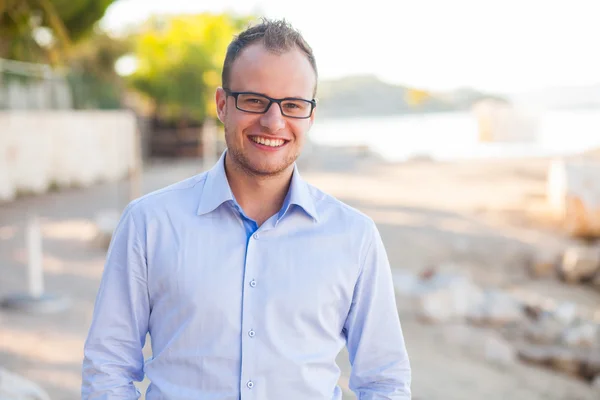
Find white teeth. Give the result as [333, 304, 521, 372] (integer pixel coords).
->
[251, 136, 285, 147]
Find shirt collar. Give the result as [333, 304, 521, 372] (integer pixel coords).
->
[197, 150, 319, 222]
[282, 163, 319, 222]
[196, 151, 235, 216]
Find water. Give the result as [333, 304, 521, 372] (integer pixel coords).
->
[309, 109, 600, 162]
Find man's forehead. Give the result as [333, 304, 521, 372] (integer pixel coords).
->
[228, 43, 316, 97]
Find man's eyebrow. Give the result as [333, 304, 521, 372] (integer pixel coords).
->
[237, 91, 313, 100]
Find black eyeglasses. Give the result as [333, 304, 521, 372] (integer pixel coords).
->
[223, 88, 316, 119]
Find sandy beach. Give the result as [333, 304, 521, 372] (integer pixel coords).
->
[1, 146, 599, 399]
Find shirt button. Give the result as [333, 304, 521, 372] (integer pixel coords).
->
[253, 233, 259, 240]
[247, 380, 254, 389]
[248, 330, 255, 338]
[249, 280, 256, 288]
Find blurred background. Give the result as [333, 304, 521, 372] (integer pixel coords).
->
[1, 0, 599, 399]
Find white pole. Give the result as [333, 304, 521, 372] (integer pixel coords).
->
[203, 118, 217, 170]
[26, 214, 44, 298]
[129, 126, 143, 202]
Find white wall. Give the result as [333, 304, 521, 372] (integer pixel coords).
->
[0, 111, 137, 202]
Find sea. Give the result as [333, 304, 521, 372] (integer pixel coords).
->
[308, 109, 600, 162]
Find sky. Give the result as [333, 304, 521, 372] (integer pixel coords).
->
[100, 0, 600, 94]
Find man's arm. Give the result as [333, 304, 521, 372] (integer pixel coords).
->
[82, 203, 150, 399]
[343, 221, 411, 399]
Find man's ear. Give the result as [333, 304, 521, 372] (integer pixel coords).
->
[216, 87, 227, 123]
[308, 101, 317, 128]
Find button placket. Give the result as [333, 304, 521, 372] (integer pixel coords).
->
[241, 231, 261, 399]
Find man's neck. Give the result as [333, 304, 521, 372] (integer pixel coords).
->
[224, 154, 293, 226]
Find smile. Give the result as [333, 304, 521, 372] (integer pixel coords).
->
[249, 136, 287, 147]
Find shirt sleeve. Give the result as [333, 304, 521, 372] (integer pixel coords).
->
[82, 203, 150, 399]
[343, 221, 412, 399]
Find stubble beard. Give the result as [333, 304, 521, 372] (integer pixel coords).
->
[224, 125, 300, 178]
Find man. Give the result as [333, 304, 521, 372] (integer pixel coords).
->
[82, 18, 411, 399]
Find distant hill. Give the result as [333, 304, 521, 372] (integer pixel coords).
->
[315, 75, 506, 118]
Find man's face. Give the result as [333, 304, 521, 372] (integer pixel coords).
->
[216, 43, 316, 177]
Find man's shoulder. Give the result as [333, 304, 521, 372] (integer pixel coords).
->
[128, 172, 208, 216]
[307, 183, 376, 230]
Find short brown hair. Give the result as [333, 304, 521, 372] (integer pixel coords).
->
[222, 18, 318, 96]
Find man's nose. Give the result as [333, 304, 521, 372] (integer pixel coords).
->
[259, 102, 285, 132]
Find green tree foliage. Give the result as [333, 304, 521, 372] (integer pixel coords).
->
[0, 0, 116, 63]
[67, 31, 132, 109]
[128, 13, 253, 124]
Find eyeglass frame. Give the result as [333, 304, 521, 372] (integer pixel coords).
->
[223, 88, 317, 119]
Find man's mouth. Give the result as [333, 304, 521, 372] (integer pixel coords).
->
[249, 136, 287, 148]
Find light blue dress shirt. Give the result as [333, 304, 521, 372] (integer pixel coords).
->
[82, 151, 411, 399]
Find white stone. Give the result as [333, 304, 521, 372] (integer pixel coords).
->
[561, 322, 599, 348]
[414, 273, 485, 323]
[0, 368, 51, 400]
[547, 158, 600, 238]
[523, 315, 564, 345]
[553, 301, 579, 325]
[468, 290, 524, 326]
[559, 245, 600, 283]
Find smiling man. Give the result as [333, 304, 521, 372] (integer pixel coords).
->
[82, 18, 411, 400]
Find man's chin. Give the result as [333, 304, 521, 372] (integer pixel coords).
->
[245, 159, 293, 177]
[249, 165, 288, 177]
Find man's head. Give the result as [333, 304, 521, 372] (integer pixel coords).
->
[216, 18, 318, 178]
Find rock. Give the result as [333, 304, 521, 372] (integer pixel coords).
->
[553, 301, 579, 326]
[548, 347, 584, 376]
[581, 352, 600, 381]
[0, 368, 51, 400]
[527, 251, 559, 278]
[468, 290, 524, 327]
[523, 303, 545, 320]
[561, 321, 599, 348]
[517, 344, 599, 380]
[592, 271, 600, 291]
[413, 273, 484, 323]
[558, 245, 600, 283]
[517, 343, 555, 366]
[523, 314, 564, 345]
[547, 158, 600, 238]
[517, 345, 584, 376]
